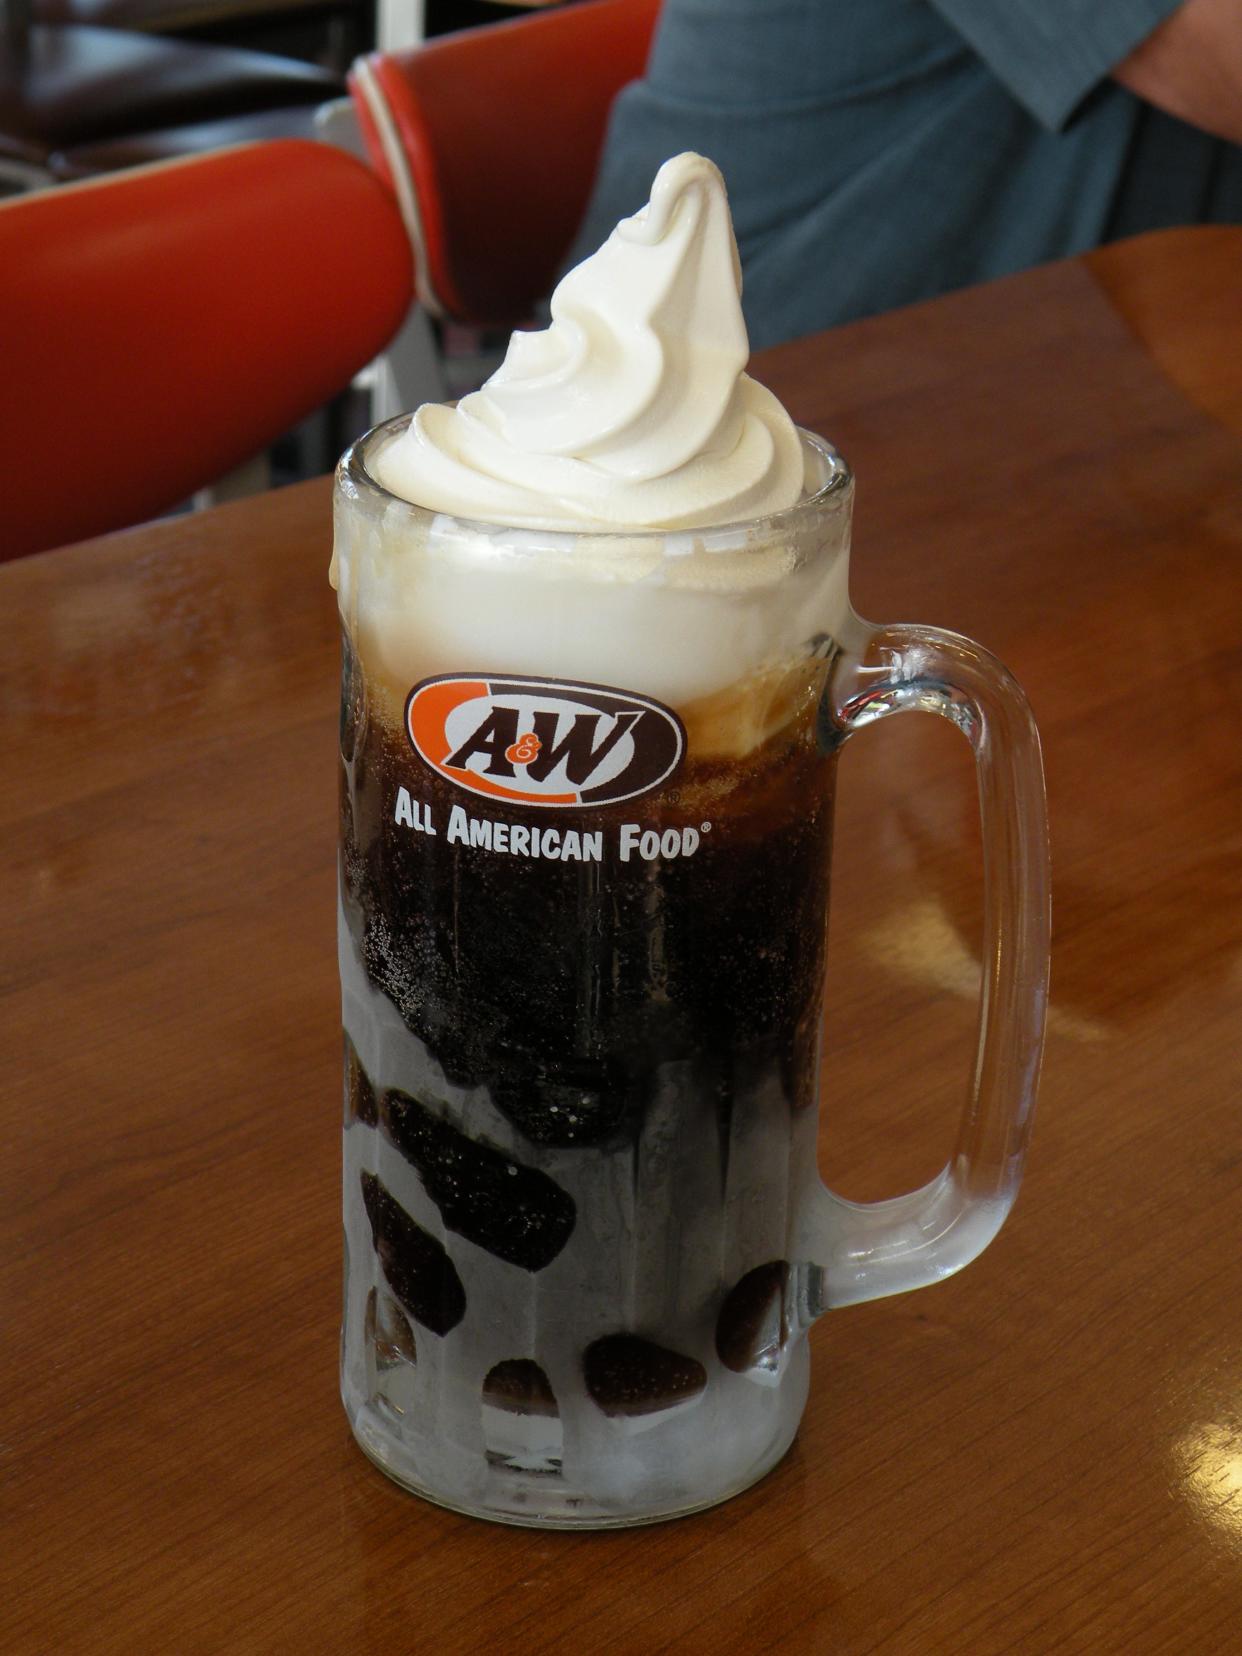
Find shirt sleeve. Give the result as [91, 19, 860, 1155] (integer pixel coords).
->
[926, 0, 1188, 130]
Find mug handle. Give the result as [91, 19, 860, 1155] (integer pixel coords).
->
[802, 621, 1050, 1311]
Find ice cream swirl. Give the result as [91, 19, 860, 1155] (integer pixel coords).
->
[372, 153, 805, 530]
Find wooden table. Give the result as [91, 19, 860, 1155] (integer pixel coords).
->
[3, 227, 1241, 1653]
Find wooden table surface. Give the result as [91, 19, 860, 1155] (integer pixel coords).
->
[3, 227, 1241, 1654]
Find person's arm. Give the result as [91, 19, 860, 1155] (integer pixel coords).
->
[1112, 0, 1242, 144]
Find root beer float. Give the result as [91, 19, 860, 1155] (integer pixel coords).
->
[333, 153, 1048, 1529]
[334, 155, 854, 1525]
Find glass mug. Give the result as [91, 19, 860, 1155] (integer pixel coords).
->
[334, 418, 1049, 1528]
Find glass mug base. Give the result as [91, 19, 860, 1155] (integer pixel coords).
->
[342, 1355, 808, 1530]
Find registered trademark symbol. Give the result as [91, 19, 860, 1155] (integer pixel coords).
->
[701, 821, 712, 832]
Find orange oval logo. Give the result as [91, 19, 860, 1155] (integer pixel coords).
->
[406, 674, 685, 809]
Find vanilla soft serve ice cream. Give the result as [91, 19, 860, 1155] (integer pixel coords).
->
[332, 152, 853, 741]
[372, 153, 805, 529]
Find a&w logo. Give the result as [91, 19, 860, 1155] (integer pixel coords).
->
[406, 674, 685, 809]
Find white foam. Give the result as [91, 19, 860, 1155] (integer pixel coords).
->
[336, 440, 853, 715]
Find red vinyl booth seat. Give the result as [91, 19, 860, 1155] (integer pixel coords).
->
[0, 139, 412, 559]
[349, 0, 661, 327]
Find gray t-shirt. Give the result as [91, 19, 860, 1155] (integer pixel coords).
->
[568, 0, 1242, 348]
